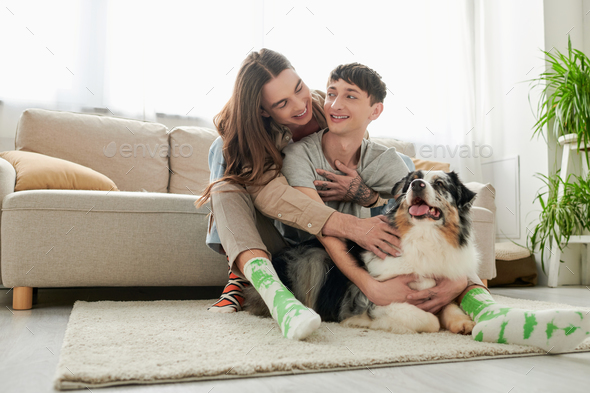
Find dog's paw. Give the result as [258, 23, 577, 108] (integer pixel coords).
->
[448, 319, 476, 335]
[341, 313, 372, 329]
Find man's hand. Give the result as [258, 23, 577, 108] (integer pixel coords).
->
[314, 160, 378, 207]
[365, 274, 420, 306]
[406, 276, 469, 314]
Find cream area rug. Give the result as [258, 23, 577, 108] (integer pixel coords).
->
[54, 295, 590, 390]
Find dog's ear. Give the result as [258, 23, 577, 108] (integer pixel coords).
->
[391, 171, 418, 197]
[391, 178, 406, 197]
[448, 171, 477, 209]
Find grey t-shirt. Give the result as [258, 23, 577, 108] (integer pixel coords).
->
[278, 128, 409, 244]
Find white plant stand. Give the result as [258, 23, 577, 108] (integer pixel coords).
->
[547, 134, 590, 287]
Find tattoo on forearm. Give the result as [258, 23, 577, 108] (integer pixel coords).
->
[345, 175, 376, 206]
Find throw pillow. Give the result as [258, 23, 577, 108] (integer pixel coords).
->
[411, 158, 451, 172]
[0, 150, 119, 191]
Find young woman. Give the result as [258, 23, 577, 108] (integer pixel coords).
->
[196, 49, 463, 340]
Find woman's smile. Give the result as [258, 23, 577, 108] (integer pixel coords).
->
[293, 103, 308, 118]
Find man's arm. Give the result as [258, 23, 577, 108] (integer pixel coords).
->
[293, 185, 419, 306]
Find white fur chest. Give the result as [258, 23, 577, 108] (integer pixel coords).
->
[362, 225, 479, 285]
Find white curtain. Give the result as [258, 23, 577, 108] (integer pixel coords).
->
[262, 1, 488, 182]
[0, 0, 264, 120]
[0, 0, 498, 182]
[0, 1, 84, 107]
[102, 0, 264, 121]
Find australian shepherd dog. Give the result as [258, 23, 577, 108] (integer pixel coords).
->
[244, 170, 481, 335]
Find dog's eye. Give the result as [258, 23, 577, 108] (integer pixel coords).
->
[435, 180, 444, 187]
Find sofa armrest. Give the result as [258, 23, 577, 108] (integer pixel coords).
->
[465, 182, 496, 215]
[471, 206, 496, 280]
[464, 181, 497, 280]
[472, 205, 493, 223]
[0, 157, 16, 206]
[0, 157, 16, 286]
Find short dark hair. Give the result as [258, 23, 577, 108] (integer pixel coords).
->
[328, 63, 387, 105]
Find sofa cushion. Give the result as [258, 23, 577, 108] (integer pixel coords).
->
[0, 150, 119, 192]
[2, 189, 205, 213]
[15, 108, 169, 192]
[164, 131, 414, 195]
[168, 126, 218, 195]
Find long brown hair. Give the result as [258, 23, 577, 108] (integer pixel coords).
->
[196, 49, 294, 207]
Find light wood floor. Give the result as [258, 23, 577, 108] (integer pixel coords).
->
[1, 285, 589, 393]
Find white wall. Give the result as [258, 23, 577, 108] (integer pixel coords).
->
[475, 1, 548, 279]
[476, 0, 588, 286]
[536, 0, 587, 285]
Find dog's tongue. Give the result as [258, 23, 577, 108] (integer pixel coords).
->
[409, 203, 430, 216]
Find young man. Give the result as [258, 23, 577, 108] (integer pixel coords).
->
[280, 63, 590, 352]
[279, 63, 470, 314]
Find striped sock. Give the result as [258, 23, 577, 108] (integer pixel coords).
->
[460, 287, 590, 353]
[208, 263, 250, 313]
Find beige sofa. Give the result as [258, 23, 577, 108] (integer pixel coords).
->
[0, 108, 496, 310]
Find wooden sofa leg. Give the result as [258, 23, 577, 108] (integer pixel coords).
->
[13, 287, 33, 310]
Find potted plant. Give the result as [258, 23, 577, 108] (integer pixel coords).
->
[527, 172, 590, 274]
[526, 35, 590, 274]
[529, 35, 590, 162]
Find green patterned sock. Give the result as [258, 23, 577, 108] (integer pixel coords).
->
[460, 287, 590, 353]
[243, 257, 321, 340]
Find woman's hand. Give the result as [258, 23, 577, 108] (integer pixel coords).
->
[406, 276, 469, 314]
[314, 160, 378, 207]
[364, 274, 420, 306]
[349, 215, 402, 258]
[323, 213, 402, 259]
